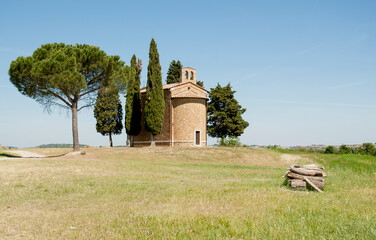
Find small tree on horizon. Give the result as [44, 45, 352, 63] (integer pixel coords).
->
[166, 60, 182, 84]
[339, 144, 352, 154]
[360, 143, 376, 156]
[144, 38, 165, 147]
[324, 145, 336, 154]
[125, 54, 142, 147]
[94, 87, 123, 147]
[207, 83, 249, 145]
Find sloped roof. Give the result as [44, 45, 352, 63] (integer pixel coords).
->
[140, 82, 209, 94]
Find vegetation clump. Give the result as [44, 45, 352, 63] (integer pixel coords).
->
[94, 87, 123, 147]
[324, 145, 336, 154]
[166, 60, 182, 84]
[9, 43, 127, 151]
[144, 39, 164, 147]
[36, 143, 87, 148]
[324, 143, 376, 156]
[217, 136, 244, 147]
[207, 83, 249, 144]
[125, 55, 142, 147]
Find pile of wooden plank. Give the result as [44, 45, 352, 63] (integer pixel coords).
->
[286, 164, 326, 193]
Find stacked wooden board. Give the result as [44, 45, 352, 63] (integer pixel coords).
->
[286, 164, 326, 192]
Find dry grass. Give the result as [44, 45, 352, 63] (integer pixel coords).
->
[0, 147, 375, 239]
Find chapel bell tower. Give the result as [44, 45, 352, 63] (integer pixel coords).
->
[180, 67, 196, 84]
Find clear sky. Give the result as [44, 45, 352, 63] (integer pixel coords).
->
[1, 0, 375, 148]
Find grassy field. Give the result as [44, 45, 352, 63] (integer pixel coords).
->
[0, 147, 375, 239]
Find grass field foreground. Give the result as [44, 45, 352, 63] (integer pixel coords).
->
[0, 147, 375, 239]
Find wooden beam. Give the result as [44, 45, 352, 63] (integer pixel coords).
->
[304, 176, 323, 193]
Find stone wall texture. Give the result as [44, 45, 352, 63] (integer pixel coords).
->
[172, 98, 207, 147]
[133, 90, 172, 147]
[133, 81, 208, 147]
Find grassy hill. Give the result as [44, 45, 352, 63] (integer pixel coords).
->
[0, 147, 375, 239]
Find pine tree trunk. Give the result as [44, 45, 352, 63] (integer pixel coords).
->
[130, 135, 134, 147]
[150, 134, 156, 147]
[220, 137, 225, 146]
[126, 134, 130, 147]
[71, 102, 80, 152]
[109, 132, 113, 147]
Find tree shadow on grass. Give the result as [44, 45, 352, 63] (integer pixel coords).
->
[0, 152, 20, 158]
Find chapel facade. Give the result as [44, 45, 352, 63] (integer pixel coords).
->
[133, 67, 209, 147]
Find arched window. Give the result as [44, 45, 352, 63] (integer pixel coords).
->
[190, 71, 194, 80]
[185, 71, 188, 79]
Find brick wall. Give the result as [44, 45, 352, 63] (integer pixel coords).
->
[133, 84, 208, 147]
[172, 98, 207, 147]
[133, 90, 172, 147]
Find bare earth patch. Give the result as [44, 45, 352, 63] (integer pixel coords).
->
[280, 153, 310, 165]
[0, 150, 45, 160]
[8, 150, 45, 158]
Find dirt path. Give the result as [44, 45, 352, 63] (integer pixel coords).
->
[0, 150, 45, 160]
[280, 154, 304, 165]
[11, 150, 45, 158]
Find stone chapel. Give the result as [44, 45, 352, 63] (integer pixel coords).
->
[133, 67, 209, 147]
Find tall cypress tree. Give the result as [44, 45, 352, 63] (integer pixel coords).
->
[144, 38, 164, 147]
[94, 87, 123, 147]
[207, 83, 249, 145]
[166, 60, 182, 84]
[125, 54, 142, 147]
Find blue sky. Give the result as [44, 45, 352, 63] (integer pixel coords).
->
[1, 0, 375, 147]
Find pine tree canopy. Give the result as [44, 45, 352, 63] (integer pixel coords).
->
[144, 39, 165, 136]
[125, 54, 142, 136]
[166, 60, 182, 84]
[207, 83, 249, 139]
[94, 87, 123, 136]
[9, 43, 126, 111]
[8, 43, 127, 151]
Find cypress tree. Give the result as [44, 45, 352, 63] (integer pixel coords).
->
[207, 83, 249, 145]
[125, 54, 142, 147]
[166, 60, 182, 84]
[144, 38, 165, 147]
[94, 87, 123, 147]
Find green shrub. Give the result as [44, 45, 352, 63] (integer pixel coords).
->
[339, 145, 351, 154]
[219, 137, 242, 147]
[324, 145, 336, 154]
[267, 145, 280, 150]
[361, 143, 376, 156]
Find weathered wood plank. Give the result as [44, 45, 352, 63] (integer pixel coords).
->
[286, 172, 324, 182]
[291, 166, 323, 176]
[289, 179, 306, 190]
[302, 164, 324, 170]
[304, 176, 323, 193]
[292, 164, 324, 171]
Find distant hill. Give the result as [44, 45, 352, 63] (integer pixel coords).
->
[35, 143, 88, 148]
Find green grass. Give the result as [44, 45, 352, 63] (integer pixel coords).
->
[0, 147, 375, 239]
